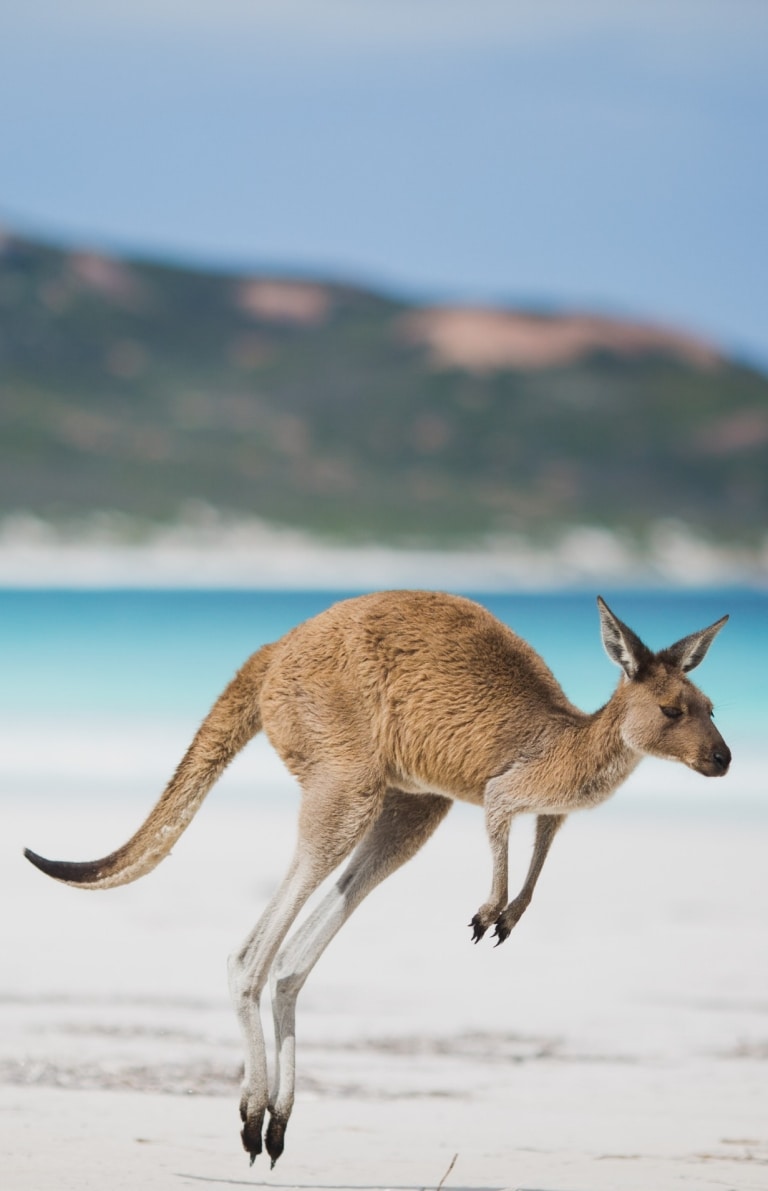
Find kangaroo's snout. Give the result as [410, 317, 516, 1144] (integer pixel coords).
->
[695, 734, 731, 777]
[712, 743, 731, 775]
[710, 724, 732, 775]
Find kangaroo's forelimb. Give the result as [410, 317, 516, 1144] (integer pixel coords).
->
[470, 801, 565, 944]
[470, 780, 514, 941]
[492, 813, 565, 944]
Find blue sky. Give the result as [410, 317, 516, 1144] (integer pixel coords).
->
[1, 1, 766, 365]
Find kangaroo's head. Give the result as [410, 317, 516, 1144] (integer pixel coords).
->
[597, 596, 731, 777]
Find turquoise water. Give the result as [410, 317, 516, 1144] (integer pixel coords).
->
[1, 587, 764, 807]
[1, 586, 763, 720]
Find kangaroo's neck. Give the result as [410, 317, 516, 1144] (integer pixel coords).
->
[564, 686, 641, 806]
[525, 686, 640, 811]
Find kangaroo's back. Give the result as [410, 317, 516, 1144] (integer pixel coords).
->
[259, 591, 578, 803]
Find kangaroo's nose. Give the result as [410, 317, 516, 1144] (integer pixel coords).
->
[713, 745, 731, 774]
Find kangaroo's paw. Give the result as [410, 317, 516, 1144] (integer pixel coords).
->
[492, 917, 512, 945]
[492, 896, 530, 946]
[265, 1112, 288, 1167]
[469, 914, 488, 943]
[239, 1095, 265, 1164]
[469, 899, 505, 943]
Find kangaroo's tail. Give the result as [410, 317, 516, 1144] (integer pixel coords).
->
[24, 644, 277, 890]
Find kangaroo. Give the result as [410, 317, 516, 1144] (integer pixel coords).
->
[24, 591, 730, 1165]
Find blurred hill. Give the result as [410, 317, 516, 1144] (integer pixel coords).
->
[1, 231, 766, 550]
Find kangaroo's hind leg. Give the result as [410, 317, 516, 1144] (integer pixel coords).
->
[228, 769, 386, 1163]
[265, 791, 452, 1165]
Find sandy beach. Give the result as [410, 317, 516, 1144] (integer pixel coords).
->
[2, 781, 767, 1191]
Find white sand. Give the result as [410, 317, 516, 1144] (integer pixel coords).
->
[2, 784, 767, 1190]
[1, 512, 765, 589]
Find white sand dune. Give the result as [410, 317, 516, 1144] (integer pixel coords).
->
[1, 512, 766, 589]
[2, 784, 767, 1190]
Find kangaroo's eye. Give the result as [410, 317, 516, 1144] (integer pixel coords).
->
[661, 706, 683, 720]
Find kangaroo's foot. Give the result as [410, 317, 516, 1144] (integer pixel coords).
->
[265, 1111, 288, 1167]
[491, 894, 531, 945]
[469, 899, 505, 943]
[239, 1094, 265, 1164]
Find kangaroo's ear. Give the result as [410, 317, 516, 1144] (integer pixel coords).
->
[597, 596, 653, 679]
[658, 614, 729, 673]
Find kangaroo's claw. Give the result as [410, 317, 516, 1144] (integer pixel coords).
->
[469, 914, 488, 943]
[492, 919, 511, 946]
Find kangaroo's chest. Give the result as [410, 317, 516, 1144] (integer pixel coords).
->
[487, 746, 642, 814]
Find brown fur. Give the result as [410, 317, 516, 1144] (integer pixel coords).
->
[24, 591, 730, 1165]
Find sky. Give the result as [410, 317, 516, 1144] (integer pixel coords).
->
[1, 0, 766, 366]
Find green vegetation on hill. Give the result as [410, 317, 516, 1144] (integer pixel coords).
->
[1, 233, 766, 546]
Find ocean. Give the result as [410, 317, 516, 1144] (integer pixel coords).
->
[1, 586, 765, 814]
